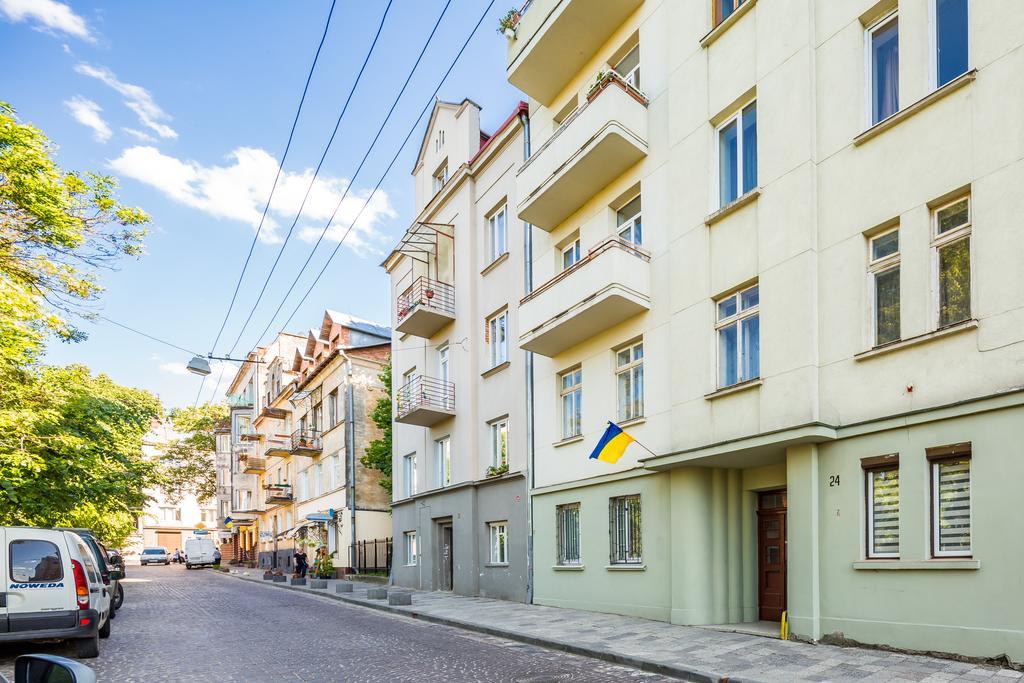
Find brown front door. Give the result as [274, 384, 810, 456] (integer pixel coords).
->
[757, 490, 787, 621]
[439, 524, 453, 591]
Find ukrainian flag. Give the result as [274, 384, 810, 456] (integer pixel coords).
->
[589, 422, 635, 464]
[224, 517, 233, 529]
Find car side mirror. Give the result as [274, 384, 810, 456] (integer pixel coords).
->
[14, 655, 97, 683]
[108, 568, 124, 581]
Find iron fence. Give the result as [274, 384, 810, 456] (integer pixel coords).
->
[290, 428, 322, 452]
[397, 277, 455, 324]
[356, 538, 392, 574]
[396, 376, 455, 418]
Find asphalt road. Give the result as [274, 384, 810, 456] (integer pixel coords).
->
[0, 564, 676, 682]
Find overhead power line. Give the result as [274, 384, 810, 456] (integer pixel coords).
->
[96, 315, 202, 357]
[208, 0, 339, 353]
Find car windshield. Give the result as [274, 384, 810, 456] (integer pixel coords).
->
[142, 549, 165, 555]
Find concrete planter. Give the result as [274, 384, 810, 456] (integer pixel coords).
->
[310, 579, 327, 589]
[388, 592, 412, 606]
[366, 588, 388, 600]
[335, 583, 353, 593]
[272, 575, 287, 583]
[290, 578, 307, 586]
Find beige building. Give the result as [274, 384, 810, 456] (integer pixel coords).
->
[383, 100, 531, 601]
[508, 0, 1024, 664]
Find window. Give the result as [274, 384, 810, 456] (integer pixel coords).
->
[865, 460, 900, 558]
[9, 539, 63, 583]
[718, 101, 757, 207]
[561, 239, 581, 270]
[312, 403, 323, 432]
[432, 162, 449, 193]
[160, 506, 181, 522]
[331, 452, 343, 490]
[869, 228, 901, 346]
[609, 495, 642, 565]
[487, 205, 508, 264]
[297, 470, 308, 501]
[315, 462, 324, 498]
[616, 195, 642, 246]
[615, 342, 644, 421]
[487, 310, 509, 368]
[556, 503, 581, 566]
[489, 418, 509, 469]
[489, 522, 509, 564]
[935, 0, 969, 88]
[715, 0, 747, 25]
[403, 453, 417, 497]
[716, 284, 759, 388]
[327, 390, 338, 429]
[614, 44, 640, 90]
[404, 531, 418, 566]
[933, 196, 972, 328]
[560, 367, 582, 440]
[201, 509, 215, 523]
[285, 510, 292, 529]
[929, 445, 971, 557]
[868, 14, 899, 125]
[436, 437, 451, 488]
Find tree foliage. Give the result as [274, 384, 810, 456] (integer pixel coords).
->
[156, 403, 228, 505]
[361, 363, 392, 494]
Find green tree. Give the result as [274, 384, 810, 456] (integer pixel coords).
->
[361, 363, 392, 494]
[157, 403, 228, 504]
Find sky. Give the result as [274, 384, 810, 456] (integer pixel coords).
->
[1, 0, 523, 408]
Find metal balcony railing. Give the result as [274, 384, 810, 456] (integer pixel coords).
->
[290, 428, 322, 453]
[396, 277, 455, 325]
[396, 376, 455, 419]
[263, 484, 293, 505]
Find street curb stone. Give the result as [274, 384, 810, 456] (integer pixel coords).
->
[215, 571, 731, 683]
[310, 579, 328, 589]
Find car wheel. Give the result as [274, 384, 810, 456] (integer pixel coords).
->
[98, 614, 111, 639]
[164, 561, 169, 565]
[76, 633, 100, 658]
[113, 583, 124, 610]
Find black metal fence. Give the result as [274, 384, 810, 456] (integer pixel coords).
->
[356, 538, 392, 574]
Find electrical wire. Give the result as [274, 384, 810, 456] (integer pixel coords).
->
[96, 315, 203, 356]
[209, 0, 339, 353]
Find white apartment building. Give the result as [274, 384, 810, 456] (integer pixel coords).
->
[508, 0, 1024, 663]
[383, 99, 531, 601]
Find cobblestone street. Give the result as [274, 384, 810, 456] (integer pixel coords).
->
[0, 564, 674, 682]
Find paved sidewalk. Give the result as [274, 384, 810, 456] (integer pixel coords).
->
[223, 569, 1021, 682]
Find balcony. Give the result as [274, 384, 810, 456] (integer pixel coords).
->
[216, 485, 231, 499]
[264, 436, 291, 458]
[395, 376, 455, 427]
[519, 238, 651, 357]
[518, 77, 648, 230]
[507, 0, 645, 106]
[395, 276, 455, 338]
[241, 454, 266, 474]
[263, 484, 293, 507]
[290, 428, 322, 456]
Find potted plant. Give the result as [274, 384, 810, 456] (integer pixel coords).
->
[485, 463, 510, 478]
[498, 8, 520, 38]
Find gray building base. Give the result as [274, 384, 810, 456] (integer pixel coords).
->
[391, 472, 528, 603]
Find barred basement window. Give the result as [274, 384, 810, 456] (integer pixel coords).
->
[863, 455, 900, 558]
[608, 495, 642, 565]
[929, 444, 972, 557]
[556, 503, 581, 566]
[489, 522, 509, 564]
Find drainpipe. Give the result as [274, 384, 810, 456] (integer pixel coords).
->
[520, 109, 537, 604]
[345, 358, 357, 573]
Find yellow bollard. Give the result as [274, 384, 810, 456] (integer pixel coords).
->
[780, 611, 789, 640]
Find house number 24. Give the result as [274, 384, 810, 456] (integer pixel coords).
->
[828, 474, 840, 487]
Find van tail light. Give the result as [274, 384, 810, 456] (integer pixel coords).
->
[71, 559, 90, 610]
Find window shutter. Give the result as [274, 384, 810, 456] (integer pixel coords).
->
[869, 469, 899, 556]
[935, 457, 971, 554]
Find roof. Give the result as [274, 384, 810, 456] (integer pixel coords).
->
[468, 101, 528, 167]
[323, 310, 390, 340]
[412, 98, 482, 175]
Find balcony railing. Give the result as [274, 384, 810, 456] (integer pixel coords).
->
[395, 376, 455, 427]
[263, 484, 293, 506]
[395, 276, 455, 338]
[241, 454, 266, 474]
[264, 436, 291, 458]
[290, 428, 322, 455]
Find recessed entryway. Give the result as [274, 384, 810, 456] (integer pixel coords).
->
[757, 489, 787, 621]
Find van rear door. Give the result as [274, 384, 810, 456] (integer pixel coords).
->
[6, 528, 76, 632]
[1, 527, 8, 633]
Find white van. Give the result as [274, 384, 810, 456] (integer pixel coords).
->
[184, 538, 217, 569]
[1, 527, 114, 658]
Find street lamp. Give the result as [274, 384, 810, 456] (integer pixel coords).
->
[185, 354, 264, 376]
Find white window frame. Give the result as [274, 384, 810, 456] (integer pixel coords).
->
[556, 503, 582, 567]
[715, 284, 760, 389]
[561, 239, 581, 271]
[865, 465, 900, 559]
[715, 99, 757, 209]
[929, 0, 970, 90]
[489, 418, 509, 469]
[488, 521, 509, 565]
[931, 454, 972, 558]
[616, 194, 642, 246]
[867, 227, 901, 347]
[403, 453, 417, 498]
[865, 12, 900, 127]
[559, 367, 583, 440]
[487, 204, 508, 264]
[613, 44, 640, 90]
[432, 162, 449, 194]
[931, 195, 972, 330]
[487, 310, 509, 369]
[404, 531, 418, 566]
[615, 341, 644, 422]
[435, 437, 451, 488]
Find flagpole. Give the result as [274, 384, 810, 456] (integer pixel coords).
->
[610, 421, 659, 458]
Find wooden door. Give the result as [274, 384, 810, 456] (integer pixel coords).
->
[757, 490, 787, 621]
[439, 524, 453, 591]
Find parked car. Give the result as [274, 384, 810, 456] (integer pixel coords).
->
[61, 529, 122, 618]
[184, 538, 217, 569]
[0, 654, 96, 683]
[139, 547, 169, 565]
[106, 548, 125, 610]
[0, 526, 114, 658]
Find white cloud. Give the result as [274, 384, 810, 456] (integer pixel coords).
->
[122, 127, 156, 143]
[0, 0, 92, 41]
[74, 63, 177, 139]
[109, 145, 395, 250]
[64, 95, 111, 143]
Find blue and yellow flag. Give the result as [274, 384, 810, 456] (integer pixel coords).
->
[224, 517, 233, 529]
[589, 422, 635, 464]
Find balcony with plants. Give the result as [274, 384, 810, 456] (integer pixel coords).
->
[395, 375, 456, 427]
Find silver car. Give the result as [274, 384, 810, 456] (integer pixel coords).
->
[139, 547, 169, 565]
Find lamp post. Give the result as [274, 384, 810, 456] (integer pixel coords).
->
[185, 354, 265, 376]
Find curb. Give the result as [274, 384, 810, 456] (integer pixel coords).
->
[214, 571, 732, 683]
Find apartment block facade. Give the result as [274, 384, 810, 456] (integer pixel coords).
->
[507, 0, 1024, 663]
[383, 100, 530, 601]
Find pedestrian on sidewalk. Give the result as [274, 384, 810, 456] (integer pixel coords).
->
[294, 549, 308, 578]
[173, 548, 181, 564]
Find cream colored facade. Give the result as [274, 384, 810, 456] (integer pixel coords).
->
[510, 0, 1024, 663]
[384, 100, 531, 601]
